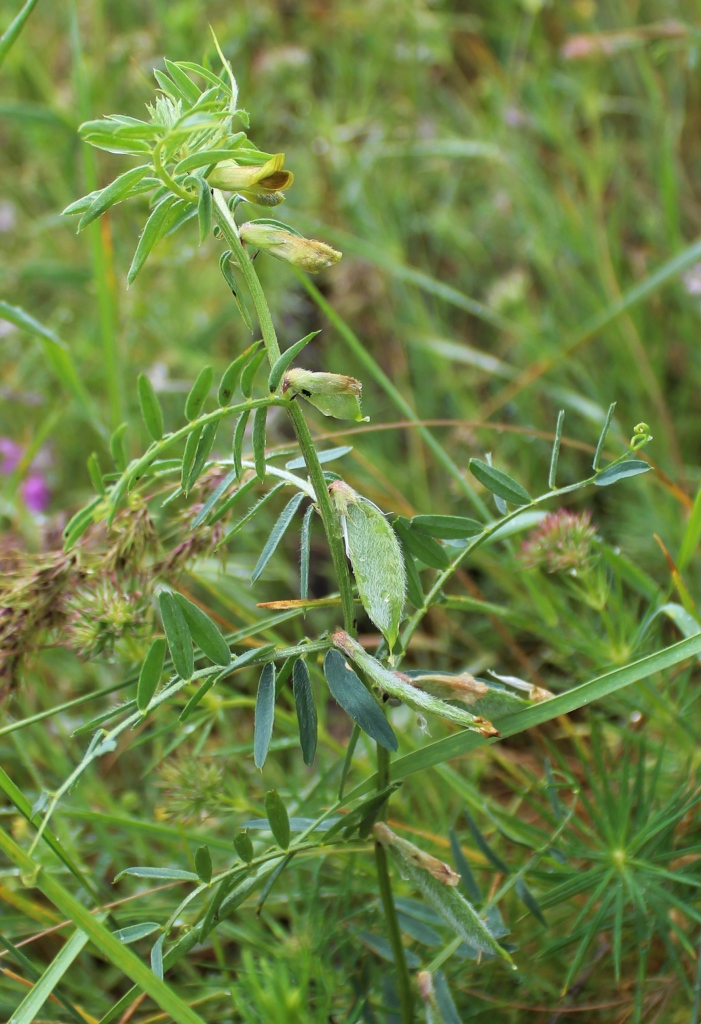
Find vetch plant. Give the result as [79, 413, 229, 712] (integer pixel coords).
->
[4, 44, 697, 1024]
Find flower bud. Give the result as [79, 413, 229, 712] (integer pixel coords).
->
[282, 368, 366, 422]
[239, 222, 342, 272]
[206, 153, 294, 204]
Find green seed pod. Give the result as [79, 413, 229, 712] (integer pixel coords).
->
[137, 372, 164, 441]
[184, 366, 213, 421]
[330, 481, 405, 650]
[283, 368, 366, 422]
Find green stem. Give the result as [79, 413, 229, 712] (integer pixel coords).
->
[287, 400, 356, 633]
[211, 190, 281, 364]
[375, 744, 414, 1023]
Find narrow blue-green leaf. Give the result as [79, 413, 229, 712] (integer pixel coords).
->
[210, 474, 257, 526]
[285, 445, 353, 471]
[548, 409, 565, 489]
[218, 340, 262, 406]
[264, 789, 290, 850]
[411, 515, 482, 540]
[293, 659, 317, 766]
[593, 402, 616, 470]
[463, 810, 509, 873]
[394, 518, 449, 569]
[114, 866, 199, 882]
[515, 877, 546, 925]
[150, 934, 164, 980]
[240, 349, 267, 398]
[468, 459, 532, 505]
[433, 972, 462, 1024]
[254, 663, 276, 769]
[178, 670, 221, 722]
[158, 591, 194, 680]
[234, 830, 254, 863]
[137, 638, 167, 712]
[323, 649, 397, 751]
[187, 420, 218, 490]
[192, 468, 238, 528]
[232, 409, 250, 479]
[79, 165, 151, 230]
[173, 593, 230, 666]
[113, 922, 161, 945]
[300, 503, 314, 600]
[252, 405, 267, 479]
[137, 372, 164, 441]
[251, 491, 305, 582]
[180, 426, 202, 493]
[679, 484, 701, 570]
[268, 330, 321, 392]
[594, 460, 650, 486]
[127, 195, 180, 285]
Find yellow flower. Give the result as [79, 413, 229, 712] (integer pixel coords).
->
[206, 153, 294, 205]
[239, 222, 341, 272]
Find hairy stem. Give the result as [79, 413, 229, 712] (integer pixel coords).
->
[375, 744, 414, 1023]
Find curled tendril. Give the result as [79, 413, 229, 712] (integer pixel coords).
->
[629, 422, 653, 450]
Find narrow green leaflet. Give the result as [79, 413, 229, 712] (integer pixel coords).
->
[264, 789, 290, 850]
[251, 491, 305, 582]
[114, 866, 199, 882]
[286, 445, 352, 471]
[398, 534, 424, 608]
[78, 165, 151, 230]
[548, 409, 565, 489]
[110, 422, 128, 471]
[241, 349, 267, 398]
[232, 409, 250, 478]
[192, 467, 238, 527]
[268, 330, 320, 392]
[300, 503, 314, 600]
[218, 340, 262, 406]
[113, 923, 161, 944]
[595, 460, 650, 486]
[195, 846, 212, 884]
[137, 638, 167, 711]
[252, 405, 267, 479]
[0, 0, 41, 69]
[87, 452, 105, 495]
[394, 517, 449, 570]
[127, 195, 180, 285]
[292, 659, 317, 766]
[186, 420, 218, 490]
[197, 178, 212, 242]
[593, 402, 616, 470]
[151, 934, 165, 980]
[323, 649, 398, 751]
[173, 593, 231, 666]
[468, 459, 532, 505]
[185, 365, 213, 420]
[181, 426, 202, 491]
[137, 372, 164, 441]
[158, 591, 194, 680]
[254, 663, 276, 769]
[411, 515, 482, 540]
[449, 828, 481, 902]
[179, 671, 221, 722]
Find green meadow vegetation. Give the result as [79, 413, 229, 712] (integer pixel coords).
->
[2, 1, 701, 1021]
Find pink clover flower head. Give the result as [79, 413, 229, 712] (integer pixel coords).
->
[0, 437, 23, 473]
[520, 509, 598, 574]
[0, 436, 52, 513]
[22, 474, 51, 514]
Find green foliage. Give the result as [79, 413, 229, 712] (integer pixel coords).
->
[2, 4, 701, 1022]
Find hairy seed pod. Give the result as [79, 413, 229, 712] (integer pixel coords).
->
[283, 368, 366, 422]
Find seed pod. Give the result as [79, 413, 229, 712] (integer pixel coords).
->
[283, 368, 366, 422]
[329, 481, 405, 650]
